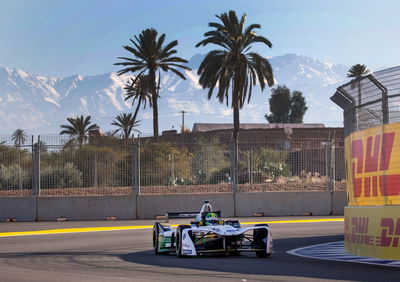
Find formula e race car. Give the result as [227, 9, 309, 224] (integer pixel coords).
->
[152, 201, 273, 257]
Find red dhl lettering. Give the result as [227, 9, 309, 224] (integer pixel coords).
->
[351, 217, 369, 234]
[380, 218, 400, 247]
[344, 216, 374, 245]
[351, 132, 400, 198]
[345, 216, 400, 248]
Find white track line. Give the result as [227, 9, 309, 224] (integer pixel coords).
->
[288, 241, 400, 268]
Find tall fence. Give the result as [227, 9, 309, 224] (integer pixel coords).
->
[331, 66, 400, 136]
[0, 128, 345, 197]
[0, 135, 33, 195]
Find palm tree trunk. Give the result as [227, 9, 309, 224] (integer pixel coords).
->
[149, 68, 159, 138]
[232, 105, 240, 191]
[133, 99, 142, 122]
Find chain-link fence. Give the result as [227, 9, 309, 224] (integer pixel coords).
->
[0, 128, 345, 197]
[0, 135, 34, 196]
[331, 66, 400, 136]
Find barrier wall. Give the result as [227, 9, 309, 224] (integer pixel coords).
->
[0, 191, 347, 222]
[37, 196, 136, 221]
[136, 193, 235, 219]
[332, 191, 347, 215]
[344, 206, 400, 260]
[345, 123, 400, 206]
[0, 197, 36, 222]
[344, 123, 400, 260]
[235, 192, 333, 216]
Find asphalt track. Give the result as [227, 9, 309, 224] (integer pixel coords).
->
[0, 217, 398, 282]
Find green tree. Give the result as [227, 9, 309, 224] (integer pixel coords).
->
[115, 28, 190, 137]
[266, 85, 307, 123]
[11, 129, 28, 190]
[289, 90, 308, 123]
[12, 129, 27, 148]
[111, 113, 141, 139]
[192, 136, 229, 184]
[347, 64, 370, 79]
[347, 64, 370, 128]
[139, 143, 193, 186]
[33, 140, 47, 154]
[60, 115, 98, 145]
[266, 85, 291, 123]
[124, 74, 153, 121]
[196, 10, 274, 187]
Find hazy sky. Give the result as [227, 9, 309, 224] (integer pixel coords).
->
[0, 0, 399, 77]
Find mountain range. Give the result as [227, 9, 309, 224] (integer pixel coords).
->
[0, 53, 349, 135]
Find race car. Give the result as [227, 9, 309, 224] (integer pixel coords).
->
[152, 200, 273, 257]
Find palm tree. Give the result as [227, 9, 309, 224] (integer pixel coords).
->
[111, 113, 141, 139]
[115, 28, 190, 137]
[196, 10, 274, 188]
[12, 129, 27, 149]
[12, 129, 27, 190]
[347, 64, 370, 79]
[60, 115, 98, 145]
[347, 64, 370, 129]
[124, 74, 153, 121]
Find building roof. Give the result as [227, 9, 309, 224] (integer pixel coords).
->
[192, 123, 325, 132]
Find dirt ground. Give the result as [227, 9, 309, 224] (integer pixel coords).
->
[0, 180, 345, 197]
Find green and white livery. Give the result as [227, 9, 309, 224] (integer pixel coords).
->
[153, 201, 273, 257]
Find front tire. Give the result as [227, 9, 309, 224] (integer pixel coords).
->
[175, 225, 191, 257]
[153, 225, 161, 255]
[254, 224, 270, 258]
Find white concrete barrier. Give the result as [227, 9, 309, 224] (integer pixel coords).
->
[0, 197, 36, 222]
[332, 191, 347, 215]
[234, 192, 332, 216]
[136, 193, 234, 219]
[37, 196, 136, 221]
[0, 191, 347, 222]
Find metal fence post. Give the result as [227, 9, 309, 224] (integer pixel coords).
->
[32, 135, 41, 196]
[327, 134, 336, 191]
[132, 138, 141, 194]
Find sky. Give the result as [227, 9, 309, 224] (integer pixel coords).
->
[0, 0, 399, 78]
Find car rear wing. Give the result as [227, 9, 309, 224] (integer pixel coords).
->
[165, 210, 221, 220]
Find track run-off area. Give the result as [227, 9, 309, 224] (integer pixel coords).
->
[0, 217, 398, 282]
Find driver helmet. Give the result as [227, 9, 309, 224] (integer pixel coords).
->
[205, 212, 220, 226]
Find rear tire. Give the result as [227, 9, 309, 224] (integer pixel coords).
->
[175, 225, 191, 257]
[254, 224, 270, 258]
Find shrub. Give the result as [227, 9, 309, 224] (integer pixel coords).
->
[0, 164, 31, 190]
[40, 162, 82, 189]
[241, 148, 291, 179]
[192, 136, 229, 184]
[140, 143, 193, 186]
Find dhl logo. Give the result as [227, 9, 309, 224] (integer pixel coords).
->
[351, 132, 400, 198]
[380, 218, 400, 247]
[345, 216, 400, 248]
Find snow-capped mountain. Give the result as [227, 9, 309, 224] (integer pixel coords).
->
[0, 54, 348, 135]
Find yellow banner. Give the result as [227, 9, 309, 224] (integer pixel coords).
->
[344, 206, 400, 260]
[345, 123, 400, 206]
